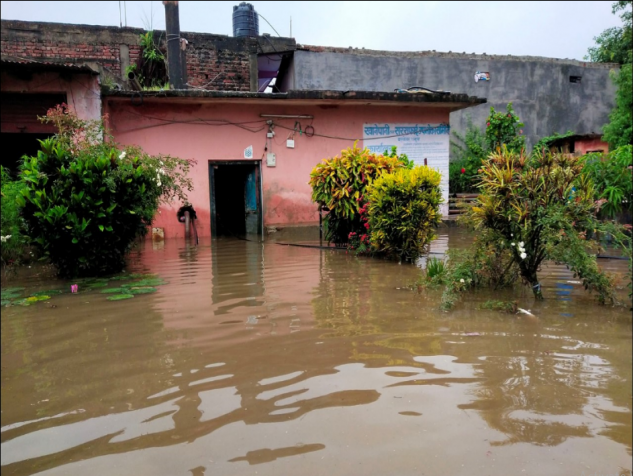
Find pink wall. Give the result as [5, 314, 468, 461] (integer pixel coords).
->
[105, 99, 451, 238]
[575, 137, 608, 155]
[1, 70, 101, 129]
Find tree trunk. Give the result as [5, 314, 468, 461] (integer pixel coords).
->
[521, 265, 543, 300]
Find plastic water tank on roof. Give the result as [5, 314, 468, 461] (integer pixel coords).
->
[233, 2, 259, 37]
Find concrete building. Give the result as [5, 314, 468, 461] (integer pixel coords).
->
[283, 46, 619, 152]
[104, 90, 483, 237]
[2, 17, 617, 238]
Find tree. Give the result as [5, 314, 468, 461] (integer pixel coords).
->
[602, 63, 632, 148]
[438, 147, 631, 309]
[586, 1, 632, 65]
[588, 1, 632, 148]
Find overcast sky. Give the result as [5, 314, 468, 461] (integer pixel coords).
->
[0, 1, 623, 60]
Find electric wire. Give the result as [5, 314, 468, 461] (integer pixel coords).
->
[257, 13, 281, 37]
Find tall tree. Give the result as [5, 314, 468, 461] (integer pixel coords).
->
[587, 1, 632, 148]
[587, 1, 632, 65]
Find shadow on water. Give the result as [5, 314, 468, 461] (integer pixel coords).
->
[1, 228, 631, 476]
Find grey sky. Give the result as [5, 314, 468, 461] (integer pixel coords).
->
[0, 1, 623, 60]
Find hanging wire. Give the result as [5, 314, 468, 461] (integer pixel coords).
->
[257, 13, 281, 37]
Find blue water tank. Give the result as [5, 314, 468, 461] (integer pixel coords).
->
[233, 2, 259, 37]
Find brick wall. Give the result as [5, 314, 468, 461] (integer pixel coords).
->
[1, 20, 295, 91]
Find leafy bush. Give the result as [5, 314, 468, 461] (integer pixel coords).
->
[383, 145, 414, 169]
[425, 257, 446, 280]
[602, 63, 632, 149]
[439, 146, 631, 308]
[309, 143, 403, 244]
[478, 300, 518, 313]
[1, 166, 27, 267]
[450, 105, 526, 194]
[586, 1, 631, 65]
[450, 121, 487, 193]
[135, 31, 168, 89]
[366, 166, 442, 262]
[485, 103, 525, 153]
[440, 238, 522, 310]
[17, 105, 193, 277]
[581, 145, 633, 218]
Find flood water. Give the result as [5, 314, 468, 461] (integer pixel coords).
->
[1, 228, 632, 476]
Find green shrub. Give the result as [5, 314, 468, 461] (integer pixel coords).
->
[603, 62, 632, 149]
[450, 106, 526, 194]
[17, 105, 193, 277]
[309, 143, 404, 244]
[1, 165, 28, 268]
[485, 103, 525, 153]
[450, 121, 487, 193]
[438, 146, 632, 309]
[425, 257, 446, 279]
[366, 166, 442, 262]
[383, 145, 414, 169]
[580, 145, 633, 218]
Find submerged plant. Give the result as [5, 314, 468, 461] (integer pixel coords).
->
[580, 145, 632, 218]
[367, 166, 443, 262]
[309, 143, 404, 244]
[17, 105, 193, 278]
[107, 294, 135, 301]
[425, 257, 446, 280]
[439, 146, 632, 309]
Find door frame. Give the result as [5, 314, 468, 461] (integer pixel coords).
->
[208, 160, 263, 238]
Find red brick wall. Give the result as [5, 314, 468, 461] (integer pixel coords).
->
[1, 20, 295, 91]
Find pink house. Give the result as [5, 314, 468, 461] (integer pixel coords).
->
[546, 133, 609, 155]
[104, 89, 484, 238]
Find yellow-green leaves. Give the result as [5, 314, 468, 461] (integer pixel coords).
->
[366, 166, 443, 262]
[309, 144, 405, 242]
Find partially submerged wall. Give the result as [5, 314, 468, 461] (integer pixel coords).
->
[289, 48, 618, 152]
[105, 99, 453, 238]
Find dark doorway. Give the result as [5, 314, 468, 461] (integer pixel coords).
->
[1, 92, 66, 177]
[209, 161, 262, 238]
[1, 132, 53, 177]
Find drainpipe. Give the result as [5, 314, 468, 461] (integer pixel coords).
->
[163, 1, 186, 89]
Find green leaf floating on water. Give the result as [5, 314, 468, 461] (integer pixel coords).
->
[106, 294, 135, 301]
[101, 288, 125, 294]
[129, 286, 157, 295]
[128, 273, 157, 280]
[31, 290, 63, 297]
[1, 287, 25, 300]
[122, 278, 167, 287]
[85, 281, 110, 289]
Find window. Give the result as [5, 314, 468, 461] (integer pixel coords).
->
[570, 76, 582, 83]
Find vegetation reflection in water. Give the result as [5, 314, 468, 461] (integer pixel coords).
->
[0, 229, 631, 476]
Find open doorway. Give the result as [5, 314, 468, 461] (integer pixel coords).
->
[209, 161, 262, 238]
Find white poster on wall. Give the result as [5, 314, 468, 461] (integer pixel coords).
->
[363, 123, 450, 216]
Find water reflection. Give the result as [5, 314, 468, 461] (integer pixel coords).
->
[1, 229, 631, 475]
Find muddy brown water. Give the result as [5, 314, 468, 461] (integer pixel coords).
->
[1, 228, 631, 476]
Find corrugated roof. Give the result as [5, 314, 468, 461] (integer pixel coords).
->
[1, 56, 98, 73]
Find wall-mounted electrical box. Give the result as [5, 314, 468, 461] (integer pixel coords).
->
[266, 152, 276, 167]
[286, 139, 295, 148]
